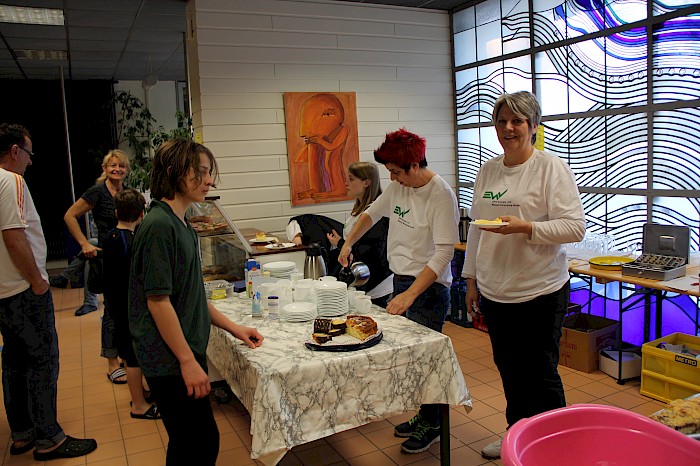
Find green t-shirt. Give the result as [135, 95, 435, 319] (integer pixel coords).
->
[128, 200, 210, 377]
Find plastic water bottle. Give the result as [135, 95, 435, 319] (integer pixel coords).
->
[268, 295, 279, 320]
[251, 291, 262, 318]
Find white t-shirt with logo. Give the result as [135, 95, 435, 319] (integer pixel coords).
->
[0, 168, 48, 298]
[365, 174, 459, 288]
[463, 149, 585, 303]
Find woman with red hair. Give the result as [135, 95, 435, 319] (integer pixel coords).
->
[339, 128, 460, 454]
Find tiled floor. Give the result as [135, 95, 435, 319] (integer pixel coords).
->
[0, 286, 668, 466]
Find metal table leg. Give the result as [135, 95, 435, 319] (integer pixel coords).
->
[440, 404, 450, 465]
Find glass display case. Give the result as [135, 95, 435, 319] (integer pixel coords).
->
[188, 196, 252, 283]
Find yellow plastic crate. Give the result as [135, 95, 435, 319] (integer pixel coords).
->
[641, 332, 700, 403]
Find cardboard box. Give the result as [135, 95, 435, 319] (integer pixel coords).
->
[599, 345, 642, 380]
[559, 312, 619, 373]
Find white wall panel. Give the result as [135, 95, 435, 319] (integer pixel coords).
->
[202, 109, 279, 126]
[395, 23, 448, 39]
[398, 107, 454, 121]
[272, 16, 395, 36]
[201, 94, 283, 109]
[205, 140, 288, 156]
[357, 108, 399, 122]
[204, 124, 286, 142]
[188, 0, 456, 231]
[199, 78, 341, 94]
[356, 93, 453, 108]
[424, 135, 455, 148]
[197, 46, 450, 68]
[274, 64, 397, 80]
[339, 79, 451, 94]
[196, 12, 273, 30]
[337, 35, 447, 55]
[397, 66, 453, 82]
[200, 0, 446, 25]
[359, 122, 453, 137]
[219, 171, 290, 188]
[197, 29, 339, 48]
[216, 155, 287, 173]
[215, 187, 290, 205]
[198, 63, 275, 79]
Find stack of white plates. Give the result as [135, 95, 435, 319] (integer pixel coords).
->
[283, 302, 317, 322]
[314, 281, 348, 317]
[262, 261, 296, 279]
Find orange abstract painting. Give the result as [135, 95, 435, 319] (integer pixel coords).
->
[284, 92, 359, 206]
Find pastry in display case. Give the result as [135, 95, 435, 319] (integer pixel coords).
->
[188, 196, 253, 283]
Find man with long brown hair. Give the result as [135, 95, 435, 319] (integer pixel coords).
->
[128, 139, 263, 465]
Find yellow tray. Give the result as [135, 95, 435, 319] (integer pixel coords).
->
[589, 256, 635, 270]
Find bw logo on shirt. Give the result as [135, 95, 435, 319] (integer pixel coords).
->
[393, 205, 414, 229]
[393, 206, 410, 218]
[483, 189, 508, 200]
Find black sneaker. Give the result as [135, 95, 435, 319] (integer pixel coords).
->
[49, 276, 68, 288]
[394, 412, 423, 438]
[74, 305, 97, 316]
[400, 420, 440, 454]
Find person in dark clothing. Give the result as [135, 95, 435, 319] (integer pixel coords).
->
[327, 162, 393, 307]
[63, 150, 130, 384]
[129, 139, 263, 466]
[102, 188, 159, 420]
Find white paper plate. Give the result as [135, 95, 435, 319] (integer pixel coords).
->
[284, 302, 317, 313]
[250, 236, 277, 243]
[263, 261, 297, 271]
[264, 242, 296, 250]
[470, 220, 508, 228]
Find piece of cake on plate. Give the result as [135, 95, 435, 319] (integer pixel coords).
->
[345, 315, 378, 341]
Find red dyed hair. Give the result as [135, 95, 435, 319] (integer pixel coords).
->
[373, 128, 427, 169]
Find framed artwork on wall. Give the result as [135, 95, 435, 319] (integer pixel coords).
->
[284, 92, 359, 206]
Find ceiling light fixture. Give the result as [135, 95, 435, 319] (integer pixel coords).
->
[142, 55, 158, 91]
[16, 49, 67, 60]
[0, 5, 64, 25]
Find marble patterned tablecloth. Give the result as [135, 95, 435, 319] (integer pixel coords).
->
[207, 297, 472, 461]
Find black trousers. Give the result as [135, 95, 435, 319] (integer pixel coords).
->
[147, 374, 219, 466]
[481, 282, 569, 428]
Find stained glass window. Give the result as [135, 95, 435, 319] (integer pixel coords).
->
[454, 0, 700, 251]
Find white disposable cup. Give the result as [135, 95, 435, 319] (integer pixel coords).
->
[319, 275, 337, 282]
[294, 284, 315, 303]
[355, 296, 372, 313]
[260, 282, 289, 309]
[291, 272, 304, 284]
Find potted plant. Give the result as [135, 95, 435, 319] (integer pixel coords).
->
[112, 90, 192, 191]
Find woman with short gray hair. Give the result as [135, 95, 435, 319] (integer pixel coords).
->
[462, 90, 586, 460]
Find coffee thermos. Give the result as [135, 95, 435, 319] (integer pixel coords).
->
[458, 207, 470, 243]
[303, 242, 327, 279]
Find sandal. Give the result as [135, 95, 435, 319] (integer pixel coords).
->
[130, 404, 160, 420]
[10, 439, 35, 455]
[33, 436, 97, 461]
[107, 367, 127, 384]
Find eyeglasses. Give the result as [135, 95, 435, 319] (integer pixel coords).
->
[17, 145, 34, 157]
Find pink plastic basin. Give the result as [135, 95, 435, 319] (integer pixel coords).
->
[501, 404, 700, 466]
